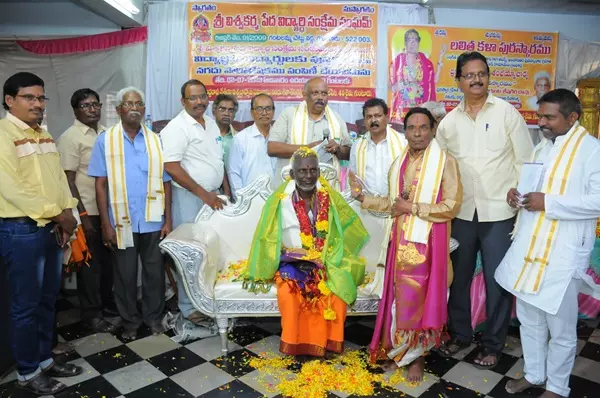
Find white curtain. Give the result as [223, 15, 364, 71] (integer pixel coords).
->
[556, 37, 600, 91]
[146, 0, 428, 124]
[0, 41, 146, 139]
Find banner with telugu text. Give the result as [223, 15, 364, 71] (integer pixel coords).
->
[187, 2, 377, 102]
[387, 25, 558, 125]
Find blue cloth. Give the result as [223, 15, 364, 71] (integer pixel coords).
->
[88, 128, 171, 233]
[0, 221, 62, 376]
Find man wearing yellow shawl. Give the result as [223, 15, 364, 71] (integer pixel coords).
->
[243, 147, 369, 357]
[351, 107, 462, 382]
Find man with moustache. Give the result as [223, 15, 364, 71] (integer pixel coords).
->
[496, 89, 600, 398]
[213, 94, 239, 164]
[227, 93, 277, 196]
[242, 147, 369, 357]
[161, 79, 232, 323]
[268, 77, 352, 187]
[349, 98, 406, 196]
[436, 52, 533, 369]
[89, 86, 172, 341]
[58, 88, 117, 333]
[0, 72, 81, 395]
[526, 71, 552, 111]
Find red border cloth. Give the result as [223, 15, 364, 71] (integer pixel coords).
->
[16, 26, 147, 55]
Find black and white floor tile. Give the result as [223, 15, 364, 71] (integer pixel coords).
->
[1, 296, 599, 398]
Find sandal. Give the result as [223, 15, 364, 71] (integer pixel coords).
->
[438, 337, 471, 358]
[473, 347, 500, 370]
[16, 372, 67, 395]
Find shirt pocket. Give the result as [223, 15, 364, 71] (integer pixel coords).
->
[484, 125, 509, 152]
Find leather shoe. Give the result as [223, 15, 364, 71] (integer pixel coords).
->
[17, 372, 66, 395]
[43, 361, 83, 378]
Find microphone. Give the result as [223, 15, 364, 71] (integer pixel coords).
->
[323, 129, 330, 142]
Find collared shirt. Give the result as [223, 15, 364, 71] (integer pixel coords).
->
[219, 125, 237, 166]
[87, 127, 171, 233]
[269, 106, 352, 177]
[161, 110, 224, 192]
[348, 132, 398, 196]
[0, 113, 77, 225]
[57, 119, 106, 216]
[227, 123, 276, 195]
[436, 94, 533, 222]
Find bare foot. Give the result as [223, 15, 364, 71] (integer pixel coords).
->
[505, 377, 540, 394]
[406, 357, 425, 383]
[381, 361, 398, 373]
[539, 391, 564, 398]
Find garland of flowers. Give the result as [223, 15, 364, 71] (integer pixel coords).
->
[291, 178, 337, 320]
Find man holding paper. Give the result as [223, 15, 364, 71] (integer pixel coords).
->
[268, 77, 352, 187]
[495, 89, 600, 398]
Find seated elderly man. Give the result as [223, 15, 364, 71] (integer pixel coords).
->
[241, 147, 369, 357]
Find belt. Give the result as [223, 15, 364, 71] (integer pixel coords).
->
[0, 217, 37, 225]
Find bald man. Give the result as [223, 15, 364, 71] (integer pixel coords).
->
[268, 78, 352, 187]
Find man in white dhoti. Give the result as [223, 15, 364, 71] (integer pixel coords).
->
[348, 98, 407, 196]
[495, 89, 600, 398]
[268, 77, 352, 187]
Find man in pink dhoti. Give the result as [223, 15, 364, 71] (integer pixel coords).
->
[351, 107, 462, 381]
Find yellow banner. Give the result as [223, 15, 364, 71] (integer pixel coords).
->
[188, 3, 377, 102]
[387, 26, 558, 125]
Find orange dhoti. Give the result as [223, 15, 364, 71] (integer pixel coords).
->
[275, 274, 347, 356]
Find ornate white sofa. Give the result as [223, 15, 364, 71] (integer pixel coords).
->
[159, 164, 458, 354]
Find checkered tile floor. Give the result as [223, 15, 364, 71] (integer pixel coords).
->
[2, 297, 600, 398]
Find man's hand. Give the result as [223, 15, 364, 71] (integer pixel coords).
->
[80, 215, 96, 241]
[391, 197, 413, 218]
[160, 219, 172, 240]
[522, 192, 545, 212]
[201, 191, 226, 210]
[101, 222, 118, 251]
[308, 140, 322, 148]
[324, 139, 340, 154]
[348, 171, 364, 202]
[51, 210, 77, 235]
[507, 188, 522, 208]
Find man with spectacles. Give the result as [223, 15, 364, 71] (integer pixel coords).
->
[436, 51, 533, 370]
[212, 94, 239, 164]
[57, 88, 117, 334]
[227, 94, 277, 197]
[161, 79, 232, 324]
[0, 72, 81, 395]
[268, 77, 352, 188]
[88, 86, 172, 341]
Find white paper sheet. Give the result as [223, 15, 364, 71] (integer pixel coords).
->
[517, 162, 544, 196]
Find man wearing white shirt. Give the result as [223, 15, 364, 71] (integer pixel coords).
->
[436, 52, 534, 368]
[497, 89, 600, 398]
[161, 79, 232, 322]
[227, 94, 276, 196]
[349, 98, 407, 196]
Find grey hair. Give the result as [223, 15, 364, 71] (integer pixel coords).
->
[116, 86, 145, 105]
[421, 101, 447, 119]
[533, 71, 552, 85]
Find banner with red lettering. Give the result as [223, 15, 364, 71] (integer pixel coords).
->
[188, 3, 378, 102]
[387, 25, 558, 125]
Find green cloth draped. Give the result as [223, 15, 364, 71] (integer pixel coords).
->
[242, 180, 370, 305]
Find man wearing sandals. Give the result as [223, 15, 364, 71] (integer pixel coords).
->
[496, 89, 600, 398]
[436, 52, 533, 368]
[0, 72, 83, 395]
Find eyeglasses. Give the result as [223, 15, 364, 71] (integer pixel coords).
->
[216, 106, 236, 114]
[121, 101, 145, 109]
[252, 106, 274, 114]
[461, 72, 489, 81]
[79, 103, 103, 110]
[17, 94, 49, 103]
[185, 94, 208, 102]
